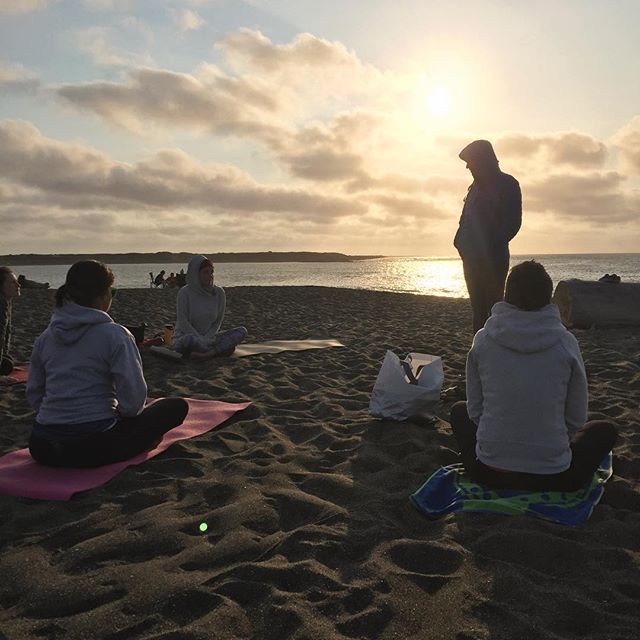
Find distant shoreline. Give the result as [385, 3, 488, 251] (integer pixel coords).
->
[0, 251, 383, 266]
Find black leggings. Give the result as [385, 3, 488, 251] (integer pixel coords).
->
[29, 398, 189, 468]
[0, 356, 14, 375]
[449, 401, 617, 492]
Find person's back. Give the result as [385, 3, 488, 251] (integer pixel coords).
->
[26, 260, 188, 468]
[29, 302, 145, 426]
[469, 301, 584, 473]
[450, 260, 617, 491]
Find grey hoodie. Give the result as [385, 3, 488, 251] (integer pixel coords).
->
[466, 301, 588, 474]
[172, 255, 226, 345]
[26, 302, 147, 429]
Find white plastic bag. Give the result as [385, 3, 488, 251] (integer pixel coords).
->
[369, 351, 443, 421]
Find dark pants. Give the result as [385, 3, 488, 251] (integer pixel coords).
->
[462, 256, 509, 333]
[450, 401, 617, 492]
[29, 398, 189, 468]
[0, 356, 14, 375]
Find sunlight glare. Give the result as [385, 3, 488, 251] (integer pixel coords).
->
[427, 86, 451, 117]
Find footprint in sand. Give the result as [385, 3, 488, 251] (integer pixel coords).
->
[381, 539, 464, 593]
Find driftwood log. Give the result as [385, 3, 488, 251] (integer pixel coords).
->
[552, 279, 640, 328]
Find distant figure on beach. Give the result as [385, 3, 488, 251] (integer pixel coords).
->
[26, 260, 189, 468]
[176, 269, 186, 288]
[450, 261, 617, 491]
[0, 267, 21, 376]
[171, 255, 247, 358]
[454, 140, 522, 333]
[153, 270, 166, 288]
[17, 274, 49, 289]
[165, 272, 177, 288]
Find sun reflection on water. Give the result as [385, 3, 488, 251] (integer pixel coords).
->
[376, 257, 468, 298]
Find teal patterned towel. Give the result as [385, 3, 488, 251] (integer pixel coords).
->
[410, 454, 612, 526]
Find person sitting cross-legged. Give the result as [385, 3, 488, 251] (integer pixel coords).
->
[450, 260, 617, 492]
[171, 255, 247, 359]
[26, 260, 188, 468]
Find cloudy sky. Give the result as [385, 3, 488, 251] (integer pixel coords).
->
[1, 0, 639, 256]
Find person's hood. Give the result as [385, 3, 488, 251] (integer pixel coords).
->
[185, 255, 215, 297]
[459, 139, 498, 166]
[482, 302, 567, 353]
[49, 302, 113, 345]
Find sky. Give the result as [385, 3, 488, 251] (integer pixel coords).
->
[1, 0, 639, 256]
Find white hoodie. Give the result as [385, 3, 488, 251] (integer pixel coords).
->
[172, 255, 226, 346]
[466, 302, 588, 474]
[26, 303, 147, 429]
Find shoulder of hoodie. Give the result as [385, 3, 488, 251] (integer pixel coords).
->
[498, 172, 520, 194]
[471, 322, 581, 353]
[557, 329, 582, 359]
[178, 284, 224, 298]
[36, 319, 134, 348]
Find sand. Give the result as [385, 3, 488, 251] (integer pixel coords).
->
[1, 286, 639, 640]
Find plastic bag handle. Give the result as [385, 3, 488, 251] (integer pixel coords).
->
[401, 359, 419, 385]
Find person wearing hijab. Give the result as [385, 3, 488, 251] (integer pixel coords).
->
[454, 140, 522, 333]
[171, 255, 247, 358]
[0, 267, 21, 376]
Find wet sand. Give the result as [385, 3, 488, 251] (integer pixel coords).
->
[1, 286, 639, 639]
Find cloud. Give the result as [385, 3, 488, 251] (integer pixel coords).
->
[345, 173, 465, 195]
[272, 111, 382, 181]
[372, 194, 446, 220]
[526, 171, 638, 224]
[174, 8, 204, 31]
[497, 132, 607, 168]
[56, 66, 284, 136]
[0, 62, 39, 93]
[0, 0, 50, 14]
[71, 19, 155, 68]
[0, 119, 365, 219]
[614, 115, 640, 175]
[55, 29, 384, 140]
[216, 28, 366, 75]
[82, 0, 134, 10]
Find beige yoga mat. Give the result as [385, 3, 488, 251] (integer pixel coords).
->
[233, 339, 345, 357]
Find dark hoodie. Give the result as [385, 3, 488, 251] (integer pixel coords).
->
[466, 302, 588, 474]
[454, 141, 521, 262]
[26, 302, 147, 430]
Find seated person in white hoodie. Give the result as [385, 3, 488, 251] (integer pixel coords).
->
[171, 255, 247, 359]
[27, 260, 189, 468]
[450, 260, 617, 491]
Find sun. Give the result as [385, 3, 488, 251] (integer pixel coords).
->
[426, 86, 451, 117]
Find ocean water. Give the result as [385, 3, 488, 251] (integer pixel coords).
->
[7, 254, 639, 299]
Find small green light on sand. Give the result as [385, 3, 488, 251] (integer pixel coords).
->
[199, 522, 208, 533]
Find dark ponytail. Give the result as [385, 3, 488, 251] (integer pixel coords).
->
[56, 260, 114, 308]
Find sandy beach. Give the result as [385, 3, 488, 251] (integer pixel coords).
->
[1, 286, 639, 640]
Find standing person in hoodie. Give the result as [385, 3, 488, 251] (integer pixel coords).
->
[454, 140, 522, 333]
[0, 266, 21, 377]
[26, 260, 189, 468]
[450, 261, 617, 491]
[171, 255, 247, 359]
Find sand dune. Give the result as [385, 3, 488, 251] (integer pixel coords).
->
[1, 286, 639, 639]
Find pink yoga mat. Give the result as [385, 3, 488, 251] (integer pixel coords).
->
[0, 398, 250, 501]
[0, 364, 29, 386]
